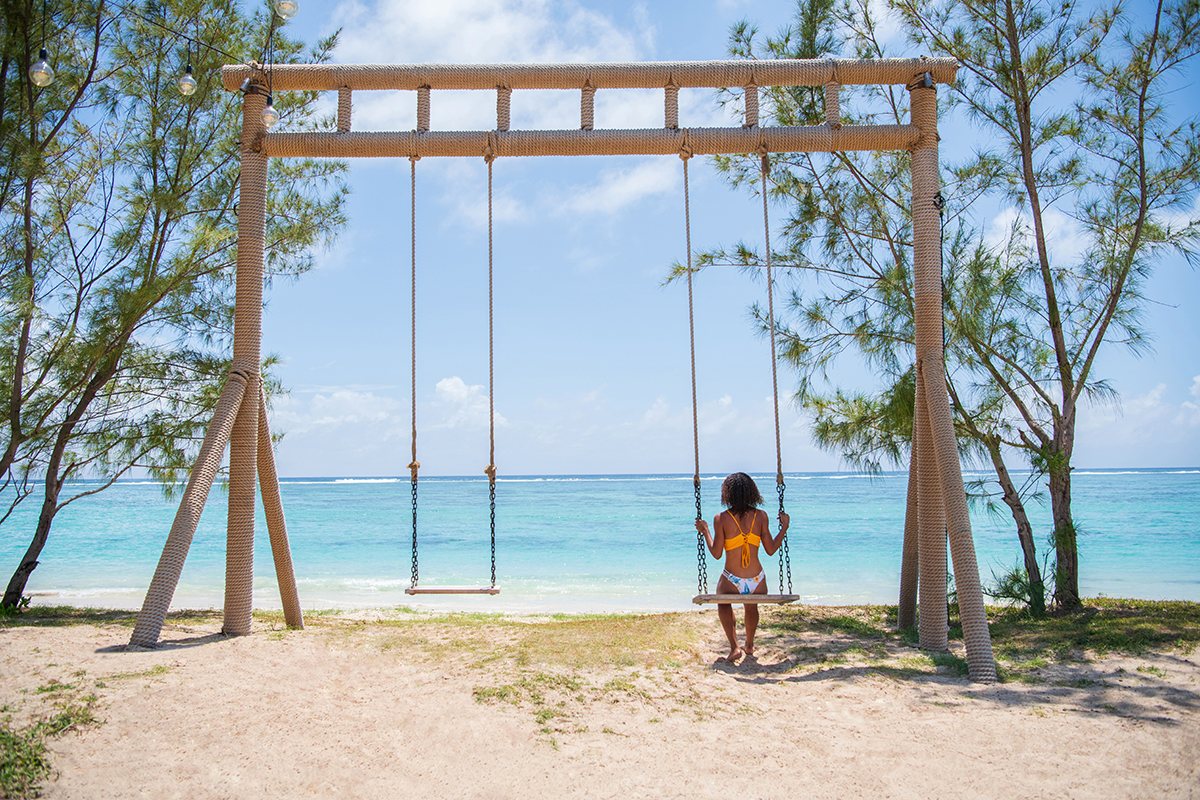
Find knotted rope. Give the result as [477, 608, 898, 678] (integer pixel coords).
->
[486, 155, 498, 588]
[760, 151, 792, 595]
[682, 154, 707, 595]
[409, 155, 421, 588]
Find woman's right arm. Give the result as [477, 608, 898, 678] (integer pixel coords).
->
[696, 515, 723, 559]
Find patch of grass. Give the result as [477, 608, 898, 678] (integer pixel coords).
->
[0, 607, 217, 630]
[104, 664, 171, 682]
[929, 652, 969, 677]
[1136, 665, 1167, 679]
[0, 723, 47, 799]
[0, 699, 98, 799]
[989, 599, 1200, 658]
[35, 680, 74, 695]
[508, 614, 699, 669]
[472, 672, 587, 709]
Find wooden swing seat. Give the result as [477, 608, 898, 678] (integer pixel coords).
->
[692, 594, 798, 605]
[406, 585, 501, 595]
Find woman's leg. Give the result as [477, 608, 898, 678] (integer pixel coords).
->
[743, 603, 759, 655]
[716, 603, 741, 660]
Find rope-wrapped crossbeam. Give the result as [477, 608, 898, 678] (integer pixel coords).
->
[262, 124, 918, 159]
[222, 58, 956, 92]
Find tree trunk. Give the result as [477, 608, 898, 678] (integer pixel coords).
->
[1048, 463, 1079, 608]
[987, 441, 1045, 615]
[2, 480, 60, 607]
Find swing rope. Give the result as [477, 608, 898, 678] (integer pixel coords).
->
[682, 154, 707, 596]
[409, 155, 420, 589]
[406, 155, 500, 595]
[760, 152, 792, 595]
[486, 155, 498, 588]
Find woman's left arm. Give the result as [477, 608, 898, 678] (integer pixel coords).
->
[762, 510, 789, 556]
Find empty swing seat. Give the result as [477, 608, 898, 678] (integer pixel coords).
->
[692, 593, 798, 605]
[406, 585, 501, 595]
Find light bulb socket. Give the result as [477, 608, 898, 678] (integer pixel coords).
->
[38, 47, 49, 60]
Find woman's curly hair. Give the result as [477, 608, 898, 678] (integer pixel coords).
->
[720, 472, 762, 517]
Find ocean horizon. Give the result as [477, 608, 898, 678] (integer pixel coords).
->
[3, 468, 1197, 614]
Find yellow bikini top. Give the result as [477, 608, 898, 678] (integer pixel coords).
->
[724, 512, 761, 567]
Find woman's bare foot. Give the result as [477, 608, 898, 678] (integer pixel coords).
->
[744, 643, 755, 657]
[724, 647, 743, 662]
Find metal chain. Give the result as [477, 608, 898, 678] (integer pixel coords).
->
[778, 482, 792, 594]
[490, 482, 497, 587]
[695, 478, 707, 595]
[410, 477, 419, 586]
[934, 190, 947, 350]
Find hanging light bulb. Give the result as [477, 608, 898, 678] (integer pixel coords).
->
[178, 64, 197, 96]
[29, 48, 54, 87]
[262, 96, 280, 128]
[274, 0, 298, 19]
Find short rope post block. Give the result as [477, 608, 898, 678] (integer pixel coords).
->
[496, 85, 511, 131]
[744, 83, 759, 128]
[337, 86, 352, 133]
[581, 82, 595, 131]
[824, 81, 841, 129]
[417, 85, 431, 132]
[664, 82, 679, 129]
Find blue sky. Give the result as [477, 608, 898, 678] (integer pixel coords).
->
[256, 0, 1200, 477]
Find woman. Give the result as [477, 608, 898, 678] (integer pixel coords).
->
[695, 472, 789, 662]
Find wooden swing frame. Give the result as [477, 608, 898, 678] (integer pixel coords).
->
[126, 56, 997, 682]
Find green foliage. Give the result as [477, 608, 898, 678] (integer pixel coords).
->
[989, 598, 1200, 659]
[0, 722, 47, 800]
[0, 699, 96, 799]
[987, 564, 1050, 617]
[1, 0, 348, 605]
[704, 0, 1200, 605]
[0, 596, 29, 619]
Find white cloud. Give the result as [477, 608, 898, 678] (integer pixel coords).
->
[329, 0, 656, 133]
[985, 206, 1089, 267]
[1074, 378, 1200, 466]
[430, 376, 508, 429]
[272, 389, 405, 436]
[560, 157, 678, 214]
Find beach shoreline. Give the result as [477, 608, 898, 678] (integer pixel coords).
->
[3, 601, 1197, 799]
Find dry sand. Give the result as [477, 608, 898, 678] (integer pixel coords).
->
[2, 608, 1197, 799]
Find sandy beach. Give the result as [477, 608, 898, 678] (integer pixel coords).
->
[2, 605, 1197, 799]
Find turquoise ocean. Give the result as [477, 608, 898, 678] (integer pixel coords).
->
[2, 469, 1197, 613]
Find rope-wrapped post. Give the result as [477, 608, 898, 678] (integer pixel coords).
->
[910, 75, 996, 682]
[744, 83, 759, 128]
[665, 81, 679, 129]
[496, 85, 511, 131]
[257, 388, 303, 629]
[130, 370, 249, 647]
[417, 85, 431, 132]
[913, 359, 947, 650]
[581, 82, 595, 130]
[223, 87, 269, 637]
[337, 86, 352, 132]
[897, 442, 920, 631]
[824, 81, 841, 129]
